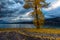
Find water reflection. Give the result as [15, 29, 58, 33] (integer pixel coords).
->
[0, 24, 35, 28]
[0, 24, 60, 29]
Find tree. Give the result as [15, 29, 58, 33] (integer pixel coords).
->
[24, 0, 48, 29]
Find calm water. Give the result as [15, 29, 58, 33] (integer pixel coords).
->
[0, 24, 60, 29]
[0, 24, 35, 28]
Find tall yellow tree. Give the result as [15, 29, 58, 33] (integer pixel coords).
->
[24, 0, 48, 29]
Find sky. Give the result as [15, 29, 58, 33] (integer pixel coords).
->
[0, 0, 60, 23]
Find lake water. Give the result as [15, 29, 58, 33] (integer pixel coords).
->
[0, 24, 60, 29]
[0, 24, 35, 28]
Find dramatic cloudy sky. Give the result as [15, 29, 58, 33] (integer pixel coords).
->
[0, 0, 60, 23]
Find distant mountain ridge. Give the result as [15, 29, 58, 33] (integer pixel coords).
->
[0, 17, 60, 26]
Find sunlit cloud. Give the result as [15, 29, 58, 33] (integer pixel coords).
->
[12, 10, 33, 21]
[44, 0, 60, 11]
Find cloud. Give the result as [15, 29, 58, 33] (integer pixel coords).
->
[44, 0, 60, 11]
[42, 0, 60, 19]
[1, 0, 60, 23]
[6, 10, 33, 22]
